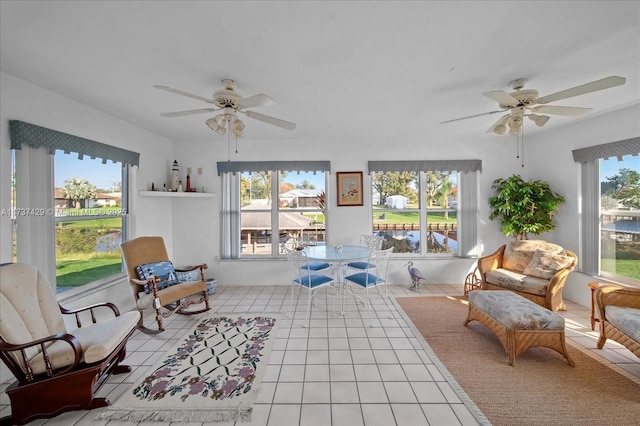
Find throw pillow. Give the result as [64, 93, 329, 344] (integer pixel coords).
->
[522, 249, 574, 280]
[503, 240, 564, 272]
[136, 261, 180, 293]
[176, 269, 200, 283]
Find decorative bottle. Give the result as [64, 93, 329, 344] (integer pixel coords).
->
[186, 174, 191, 191]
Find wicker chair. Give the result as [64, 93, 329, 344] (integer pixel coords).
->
[594, 284, 640, 358]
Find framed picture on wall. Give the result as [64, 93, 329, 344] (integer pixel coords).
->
[337, 171, 363, 206]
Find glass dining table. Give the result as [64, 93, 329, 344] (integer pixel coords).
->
[303, 244, 372, 315]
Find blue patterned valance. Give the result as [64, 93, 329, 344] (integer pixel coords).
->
[368, 159, 482, 173]
[572, 136, 640, 163]
[217, 160, 330, 175]
[9, 120, 140, 167]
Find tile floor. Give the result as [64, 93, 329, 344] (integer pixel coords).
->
[1, 284, 639, 426]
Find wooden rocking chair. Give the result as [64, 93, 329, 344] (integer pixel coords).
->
[0, 263, 140, 425]
[120, 236, 210, 334]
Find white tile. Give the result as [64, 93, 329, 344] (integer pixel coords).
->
[302, 381, 331, 403]
[329, 350, 353, 364]
[282, 350, 307, 364]
[402, 364, 434, 381]
[330, 382, 360, 403]
[422, 403, 463, 425]
[361, 403, 396, 426]
[378, 364, 407, 381]
[328, 337, 350, 350]
[267, 404, 301, 426]
[331, 403, 364, 426]
[279, 364, 305, 382]
[384, 381, 418, 403]
[306, 349, 329, 364]
[307, 338, 329, 350]
[353, 364, 382, 381]
[262, 364, 281, 382]
[411, 381, 448, 403]
[372, 349, 399, 364]
[255, 381, 276, 404]
[350, 349, 376, 364]
[330, 364, 356, 381]
[392, 403, 430, 426]
[300, 404, 332, 426]
[273, 382, 303, 403]
[348, 337, 371, 349]
[357, 381, 388, 403]
[305, 364, 330, 381]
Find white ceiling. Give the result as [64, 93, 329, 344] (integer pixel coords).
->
[1, 1, 639, 145]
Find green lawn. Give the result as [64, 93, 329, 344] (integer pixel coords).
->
[372, 209, 457, 224]
[601, 259, 640, 280]
[56, 254, 123, 287]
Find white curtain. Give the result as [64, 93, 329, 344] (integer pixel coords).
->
[14, 145, 56, 287]
[220, 172, 241, 258]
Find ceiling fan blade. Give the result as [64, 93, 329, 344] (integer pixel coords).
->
[440, 109, 505, 124]
[244, 110, 296, 130]
[239, 94, 276, 109]
[537, 76, 626, 104]
[153, 85, 214, 104]
[532, 105, 592, 116]
[160, 108, 219, 117]
[483, 91, 519, 105]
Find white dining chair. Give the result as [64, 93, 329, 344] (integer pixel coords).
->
[346, 234, 383, 274]
[344, 247, 394, 327]
[284, 247, 335, 327]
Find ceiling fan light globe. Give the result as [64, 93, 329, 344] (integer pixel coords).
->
[493, 124, 507, 135]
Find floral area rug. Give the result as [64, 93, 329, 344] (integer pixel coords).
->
[98, 315, 279, 423]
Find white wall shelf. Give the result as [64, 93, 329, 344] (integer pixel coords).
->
[138, 190, 216, 198]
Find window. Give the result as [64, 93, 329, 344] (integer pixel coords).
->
[372, 171, 457, 254]
[368, 160, 481, 257]
[599, 155, 640, 281]
[9, 120, 138, 291]
[573, 137, 640, 284]
[218, 161, 330, 259]
[54, 151, 129, 290]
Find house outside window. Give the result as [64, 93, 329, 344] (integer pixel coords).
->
[9, 120, 138, 291]
[371, 171, 457, 254]
[218, 161, 330, 259]
[599, 155, 640, 282]
[574, 137, 640, 284]
[53, 150, 129, 290]
[368, 160, 481, 258]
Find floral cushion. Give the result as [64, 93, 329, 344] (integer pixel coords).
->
[502, 240, 564, 272]
[485, 269, 549, 296]
[136, 261, 179, 293]
[606, 306, 640, 342]
[469, 290, 565, 330]
[522, 249, 574, 280]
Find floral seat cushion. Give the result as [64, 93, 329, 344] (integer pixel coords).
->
[606, 306, 640, 342]
[485, 269, 549, 297]
[469, 290, 565, 330]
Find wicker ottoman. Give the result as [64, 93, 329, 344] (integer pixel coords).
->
[465, 290, 575, 367]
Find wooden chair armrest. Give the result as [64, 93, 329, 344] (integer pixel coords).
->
[60, 302, 121, 328]
[0, 333, 82, 381]
[175, 263, 208, 272]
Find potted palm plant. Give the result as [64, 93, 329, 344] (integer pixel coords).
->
[488, 174, 565, 240]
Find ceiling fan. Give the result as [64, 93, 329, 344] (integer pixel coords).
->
[440, 76, 626, 135]
[154, 79, 296, 137]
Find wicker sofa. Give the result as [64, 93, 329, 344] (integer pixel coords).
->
[594, 284, 640, 358]
[478, 240, 577, 312]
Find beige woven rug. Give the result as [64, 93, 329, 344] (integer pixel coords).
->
[97, 314, 279, 423]
[396, 295, 640, 426]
